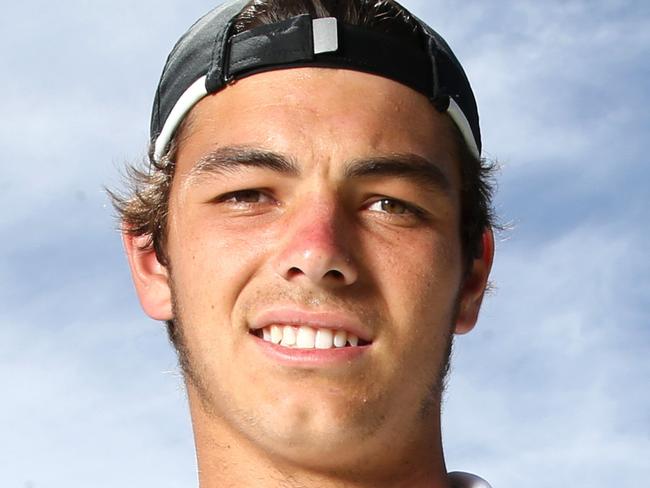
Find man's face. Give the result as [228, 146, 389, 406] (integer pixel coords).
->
[162, 68, 472, 469]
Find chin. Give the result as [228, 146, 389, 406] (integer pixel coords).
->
[242, 398, 393, 469]
[257, 426, 374, 472]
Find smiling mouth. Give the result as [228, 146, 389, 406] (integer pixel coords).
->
[249, 325, 371, 349]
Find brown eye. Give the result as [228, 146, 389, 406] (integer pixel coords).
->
[368, 198, 410, 215]
[230, 190, 263, 203]
[381, 199, 408, 214]
[219, 190, 271, 204]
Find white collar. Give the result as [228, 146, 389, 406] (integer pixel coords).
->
[448, 471, 492, 488]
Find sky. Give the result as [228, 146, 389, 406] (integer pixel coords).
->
[0, 0, 648, 486]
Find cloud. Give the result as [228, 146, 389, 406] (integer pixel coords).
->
[416, 0, 650, 168]
[444, 217, 650, 486]
[0, 313, 196, 487]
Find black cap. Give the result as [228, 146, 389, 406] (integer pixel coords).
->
[151, 0, 481, 161]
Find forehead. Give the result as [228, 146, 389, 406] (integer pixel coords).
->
[175, 68, 460, 175]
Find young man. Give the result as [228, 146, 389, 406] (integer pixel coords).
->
[113, 1, 496, 486]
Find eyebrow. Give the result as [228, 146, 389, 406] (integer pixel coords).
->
[343, 154, 452, 194]
[185, 145, 299, 183]
[185, 145, 451, 194]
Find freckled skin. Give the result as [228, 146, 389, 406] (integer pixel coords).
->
[129, 68, 492, 487]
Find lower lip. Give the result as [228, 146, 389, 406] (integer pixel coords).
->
[250, 333, 371, 367]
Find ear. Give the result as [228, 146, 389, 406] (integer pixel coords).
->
[122, 233, 174, 321]
[454, 228, 494, 335]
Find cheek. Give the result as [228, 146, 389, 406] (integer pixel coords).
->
[369, 230, 463, 326]
[387, 237, 460, 355]
[166, 212, 275, 320]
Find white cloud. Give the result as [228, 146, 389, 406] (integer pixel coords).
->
[444, 218, 650, 486]
[410, 0, 650, 167]
[0, 301, 196, 486]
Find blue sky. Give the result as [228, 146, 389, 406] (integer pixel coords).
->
[0, 1, 648, 486]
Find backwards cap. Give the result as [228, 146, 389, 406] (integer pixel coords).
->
[151, 0, 481, 161]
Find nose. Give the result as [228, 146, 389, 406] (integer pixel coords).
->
[273, 200, 358, 288]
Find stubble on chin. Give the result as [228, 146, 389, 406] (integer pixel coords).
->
[164, 272, 459, 428]
[419, 292, 463, 419]
[164, 275, 221, 417]
[418, 329, 454, 420]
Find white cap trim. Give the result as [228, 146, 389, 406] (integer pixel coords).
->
[446, 97, 480, 159]
[154, 18, 341, 162]
[153, 72, 481, 162]
[153, 75, 208, 161]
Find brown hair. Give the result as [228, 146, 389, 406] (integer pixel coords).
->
[110, 0, 496, 270]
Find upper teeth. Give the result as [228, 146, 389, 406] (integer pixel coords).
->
[259, 325, 360, 349]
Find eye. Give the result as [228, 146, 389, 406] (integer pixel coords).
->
[226, 190, 266, 203]
[367, 198, 414, 215]
[217, 189, 274, 205]
[364, 197, 430, 226]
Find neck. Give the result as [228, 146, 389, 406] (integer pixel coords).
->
[187, 385, 451, 488]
